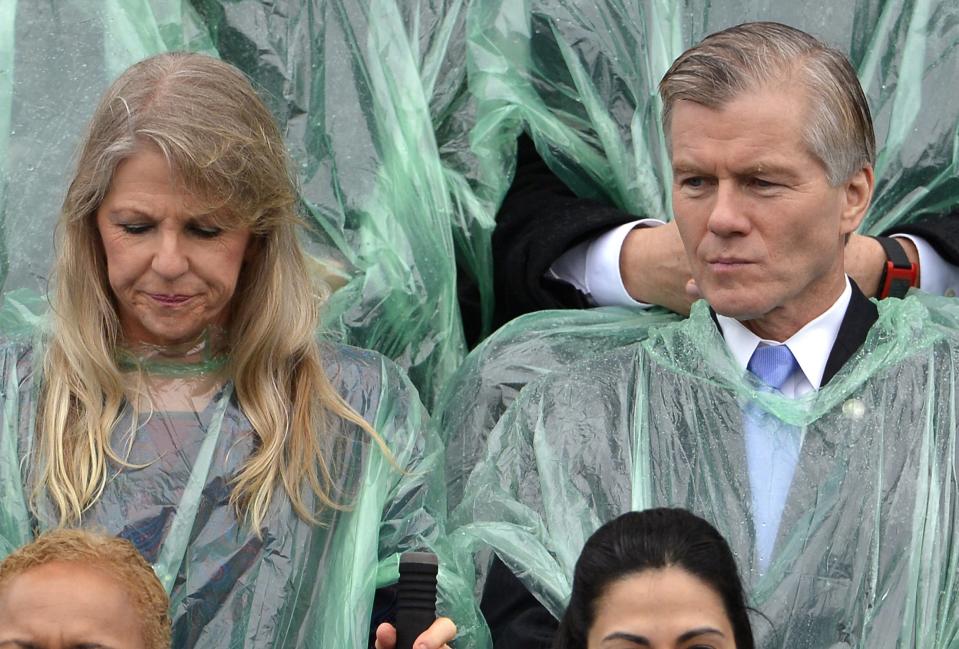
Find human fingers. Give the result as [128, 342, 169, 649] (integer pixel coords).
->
[410, 617, 457, 649]
[374, 622, 397, 649]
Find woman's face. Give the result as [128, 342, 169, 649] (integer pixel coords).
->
[96, 147, 252, 347]
[587, 567, 737, 649]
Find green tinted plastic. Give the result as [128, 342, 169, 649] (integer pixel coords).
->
[466, 0, 959, 230]
[439, 0, 959, 511]
[0, 341, 488, 648]
[4, 1, 958, 402]
[0, 0, 496, 407]
[451, 294, 959, 647]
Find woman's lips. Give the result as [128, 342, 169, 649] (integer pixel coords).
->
[148, 293, 193, 306]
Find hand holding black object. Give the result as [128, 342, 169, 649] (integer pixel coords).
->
[374, 552, 456, 649]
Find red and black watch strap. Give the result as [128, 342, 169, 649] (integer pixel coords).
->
[874, 236, 919, 299]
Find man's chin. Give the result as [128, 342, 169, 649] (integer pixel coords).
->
[702, 294, 769, 322]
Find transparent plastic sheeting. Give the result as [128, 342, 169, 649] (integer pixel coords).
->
[5, 1, 959, 408]
[438, 0, 959, 513]
[467, 0, 959, 232]
[436, 306, 682, 507]
[0, 341, 488, 648]
[0, 0, 494, 408]
[449, 295, 959, 648]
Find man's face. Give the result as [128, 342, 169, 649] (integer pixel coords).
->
[670, 86, 872, 340]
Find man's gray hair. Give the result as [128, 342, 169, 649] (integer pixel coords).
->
[659, 22, 875, 186]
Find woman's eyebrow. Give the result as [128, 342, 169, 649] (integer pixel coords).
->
[603, 627, 724, 645]
[106, 207, 154, 220]
[678, 626, 724, 641]
[603, 632, 650, 645]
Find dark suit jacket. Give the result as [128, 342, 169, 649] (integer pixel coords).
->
[481, 282, 879, 649]
[485, 133, 959, 329]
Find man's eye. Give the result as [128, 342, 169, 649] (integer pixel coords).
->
[682, 177, 705, 188]
[752, 178, 778, 189]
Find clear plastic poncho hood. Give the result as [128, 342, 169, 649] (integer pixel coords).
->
[451, 295, 959, 648]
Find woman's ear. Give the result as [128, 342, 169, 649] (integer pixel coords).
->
[243, 233, 263, 263]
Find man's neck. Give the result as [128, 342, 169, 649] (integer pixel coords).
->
[738, 276, 848, 342]
[716, 277, 853, 391]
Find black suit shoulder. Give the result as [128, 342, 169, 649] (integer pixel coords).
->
[490, 133, 641, 326]
[821, 280, 879, 385]
[481, 556, 558, 649]
[883, 208, 959, 265]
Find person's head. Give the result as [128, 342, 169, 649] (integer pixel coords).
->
[39, 53, 380, 530]
[58, 51, 305, 349]
[553, 509, 753, 649]
[0, 529, 170, 649]
[659, 22, 875, 341]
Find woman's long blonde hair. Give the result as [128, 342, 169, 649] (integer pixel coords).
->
[37, 52, 382, 529]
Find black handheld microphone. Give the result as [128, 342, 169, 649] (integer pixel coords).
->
[395, 551, 439, 649]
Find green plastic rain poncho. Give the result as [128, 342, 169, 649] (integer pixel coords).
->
[466, 0, 959, 231]
[3, 0, 959, 403]
[439, 0, 959, 509]
[0, 0, 493, 408]
[0, 335, 487, 648]
[451, 294, 959, 648]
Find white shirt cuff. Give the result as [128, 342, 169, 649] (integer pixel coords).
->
[547, 219, 665, 307]
[892, 234, 959, 297]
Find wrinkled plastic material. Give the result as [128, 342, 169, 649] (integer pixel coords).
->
[0, 339, 488, 648]
[467, 0, 959, 232]
[0, 0, 494, 407]
[436, 306, 681, 507]
[4, 1, 959, 403]
[451, 295, 959, 648]
[436, 0, 959, 510]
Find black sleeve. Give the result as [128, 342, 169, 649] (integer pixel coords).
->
[480, 556, 559, 649]
[368, 586, 397, 649]
[884, 208, 959, 265]
[490, 133, 641, 327]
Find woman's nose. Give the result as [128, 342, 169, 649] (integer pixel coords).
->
[151, 232, 189, 278]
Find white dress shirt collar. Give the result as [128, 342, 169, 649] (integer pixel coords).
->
[716, 277, 853, 393]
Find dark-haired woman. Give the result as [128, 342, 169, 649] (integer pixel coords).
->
[554, 509, 754, 649]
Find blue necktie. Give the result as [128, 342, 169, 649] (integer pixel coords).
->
[745, 344, 802, 572]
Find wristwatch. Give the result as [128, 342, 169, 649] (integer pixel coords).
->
[874, 236, 920, 299]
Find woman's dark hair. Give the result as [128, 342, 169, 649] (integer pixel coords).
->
[552, 508, 755, 649]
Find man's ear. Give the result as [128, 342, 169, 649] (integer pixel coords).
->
[840, 164, 875, 234]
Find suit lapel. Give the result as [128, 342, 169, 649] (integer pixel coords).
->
[821, 281, 878, 386]
[771, 281, 878, 558]
[709, 282, 879, 568]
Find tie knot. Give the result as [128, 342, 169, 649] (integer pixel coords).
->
[747, 344, 798, 391]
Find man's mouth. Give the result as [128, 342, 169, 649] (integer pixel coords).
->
[705, 257, 753, 271]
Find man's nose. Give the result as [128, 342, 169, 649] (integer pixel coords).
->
[706, 182, 751, 236]
[151, 232, 189, 278]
